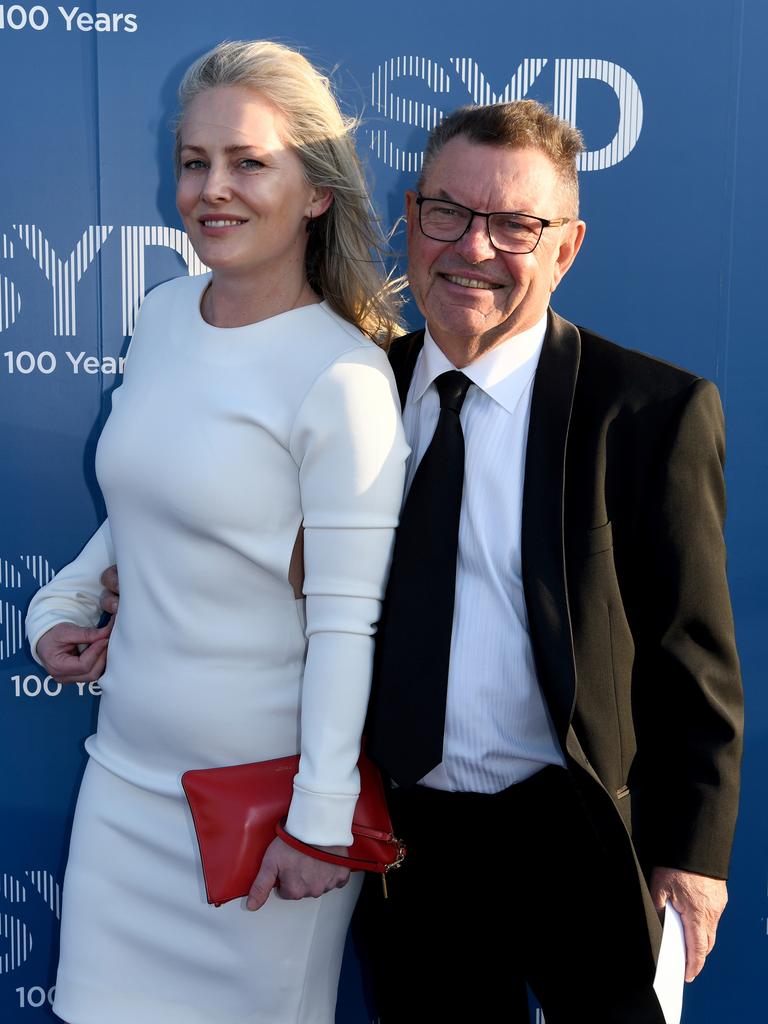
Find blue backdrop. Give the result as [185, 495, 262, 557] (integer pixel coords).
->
[1, 1, 765, 1020]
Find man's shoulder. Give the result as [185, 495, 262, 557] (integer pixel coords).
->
[557, 314, 711, 409]
[576, 322, 698, 383]
[387, 329, 425, 405]
[388, 329, 425, 363]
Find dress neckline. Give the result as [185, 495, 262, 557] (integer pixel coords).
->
[195, 274, 326, 334]
[163, 274, 333, 367]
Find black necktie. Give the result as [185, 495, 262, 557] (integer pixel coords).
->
[368, 370, 472, 785]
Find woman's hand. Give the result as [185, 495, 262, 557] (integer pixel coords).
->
[36, 620, 113, 683]
[246, 836, 350, 911]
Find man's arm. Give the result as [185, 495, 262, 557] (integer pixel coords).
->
[631, 378, 742, 980]
[100, 564, 120, 615]
[650, 867, 728, 981]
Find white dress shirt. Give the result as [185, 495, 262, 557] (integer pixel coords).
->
[401, 316, 566, 793]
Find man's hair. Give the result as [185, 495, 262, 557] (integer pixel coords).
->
[418, 100, 584, 217]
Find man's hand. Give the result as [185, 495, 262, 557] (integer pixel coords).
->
[246, 836, 350, 911]
[36, 621, 113, 683]
[100, 565, 120, 615]
[650, 866, 728, 982]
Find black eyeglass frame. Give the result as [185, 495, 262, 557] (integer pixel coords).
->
[415, 194, 571, 254]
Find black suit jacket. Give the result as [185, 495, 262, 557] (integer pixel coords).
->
[384, 309, 743, 967]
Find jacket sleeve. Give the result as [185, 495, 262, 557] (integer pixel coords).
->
[631, 378, 743, 879]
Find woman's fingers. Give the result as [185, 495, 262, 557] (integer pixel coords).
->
[36, 623, 112, 683]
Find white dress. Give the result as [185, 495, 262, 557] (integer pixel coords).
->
[25, 274, 408, 1024]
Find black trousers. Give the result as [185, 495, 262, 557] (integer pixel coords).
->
[356, 766, 666, 1024]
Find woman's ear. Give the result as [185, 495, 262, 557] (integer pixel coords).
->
[307, 186, 333, 219]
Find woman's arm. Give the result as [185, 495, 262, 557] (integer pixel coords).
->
[286, 344, 408, 845]
[248, 343, 408, 908]
[26, 520, 116, 681]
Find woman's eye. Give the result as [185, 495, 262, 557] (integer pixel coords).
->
[182, 159, 206, 170]
[239, 159, 264, 170]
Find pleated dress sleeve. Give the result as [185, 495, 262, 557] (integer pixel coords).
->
[25, 519, 116, 664]
[286, 343, 408, 846]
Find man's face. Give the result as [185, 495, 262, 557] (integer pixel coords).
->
[406, 137, 585, 364]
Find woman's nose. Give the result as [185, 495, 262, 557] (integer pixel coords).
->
[200, 164, 233, 203]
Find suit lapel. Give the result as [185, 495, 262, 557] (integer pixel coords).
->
[522, 310, 581, 740]
[388, 330, 424, 410]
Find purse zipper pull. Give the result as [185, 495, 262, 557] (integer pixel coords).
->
[381, 873, 389, 899]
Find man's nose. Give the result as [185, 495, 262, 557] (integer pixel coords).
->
[454, 215, 496, 261]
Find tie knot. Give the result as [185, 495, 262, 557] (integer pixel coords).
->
[435, 371, 472, 414]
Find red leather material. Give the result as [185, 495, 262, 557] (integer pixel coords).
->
[182, 752, 404, 906]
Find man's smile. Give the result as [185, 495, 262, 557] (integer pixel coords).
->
[439, 272, 503, 290]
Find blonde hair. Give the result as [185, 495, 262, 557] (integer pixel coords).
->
[175, 40, 402, 345]
[419, 101, 584, 217]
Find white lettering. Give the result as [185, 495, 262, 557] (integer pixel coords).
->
[368, 55, 644, 173]
[55, 6, 136, 33]
[29, 5, 48, 29]
[15, 351, 34, 373]
[57, 6, 79, 31]
[0, 273, 21, 332]
[65, 350, 124, 374]
[14, 224, 113, 336]
[97, 11, 113, 30]
[37, 350, 56, 373]
[66, 350, 85, 372]
[2, 5, 50, 30]
[16, 985, 55, 1008]
[552, 59, 644, 170]
[27, 988, 46, 1008]
[450, 56, 549, 105]
[12, 674, 100, 697]
[5, 348, 56, 372]
[75, 680, 102, 696]
[121, 225, 207, 335]
[6, 5, 28, 29]
[101, 355, 125, 374]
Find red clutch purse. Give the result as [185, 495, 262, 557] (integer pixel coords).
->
[181, 751, 405, 906]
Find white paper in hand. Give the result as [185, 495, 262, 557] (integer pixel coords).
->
[653, 904, 686, 1024]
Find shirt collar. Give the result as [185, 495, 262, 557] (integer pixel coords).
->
[411, 313, 548, 415]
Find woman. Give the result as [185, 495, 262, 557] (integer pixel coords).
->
[26, 40, 408, 1024]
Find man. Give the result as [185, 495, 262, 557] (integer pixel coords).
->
[359, 101, 742, 1023]
[54, 100, 741, 1023]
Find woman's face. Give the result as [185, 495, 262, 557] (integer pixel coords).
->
[177, 85, 328, 283]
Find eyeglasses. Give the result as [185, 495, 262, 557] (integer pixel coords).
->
[415, 194, 571, 254]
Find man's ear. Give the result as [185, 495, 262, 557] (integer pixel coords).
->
[405, 190, 418, 251]
[550, 220, 586, 293]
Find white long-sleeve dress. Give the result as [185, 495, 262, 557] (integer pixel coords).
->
[25, 274, 408, 1024]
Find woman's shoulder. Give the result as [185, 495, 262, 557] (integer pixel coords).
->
[290, 306, 401, 435]
[302, 303, 391, 373]
[138, 273, 208, 318]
